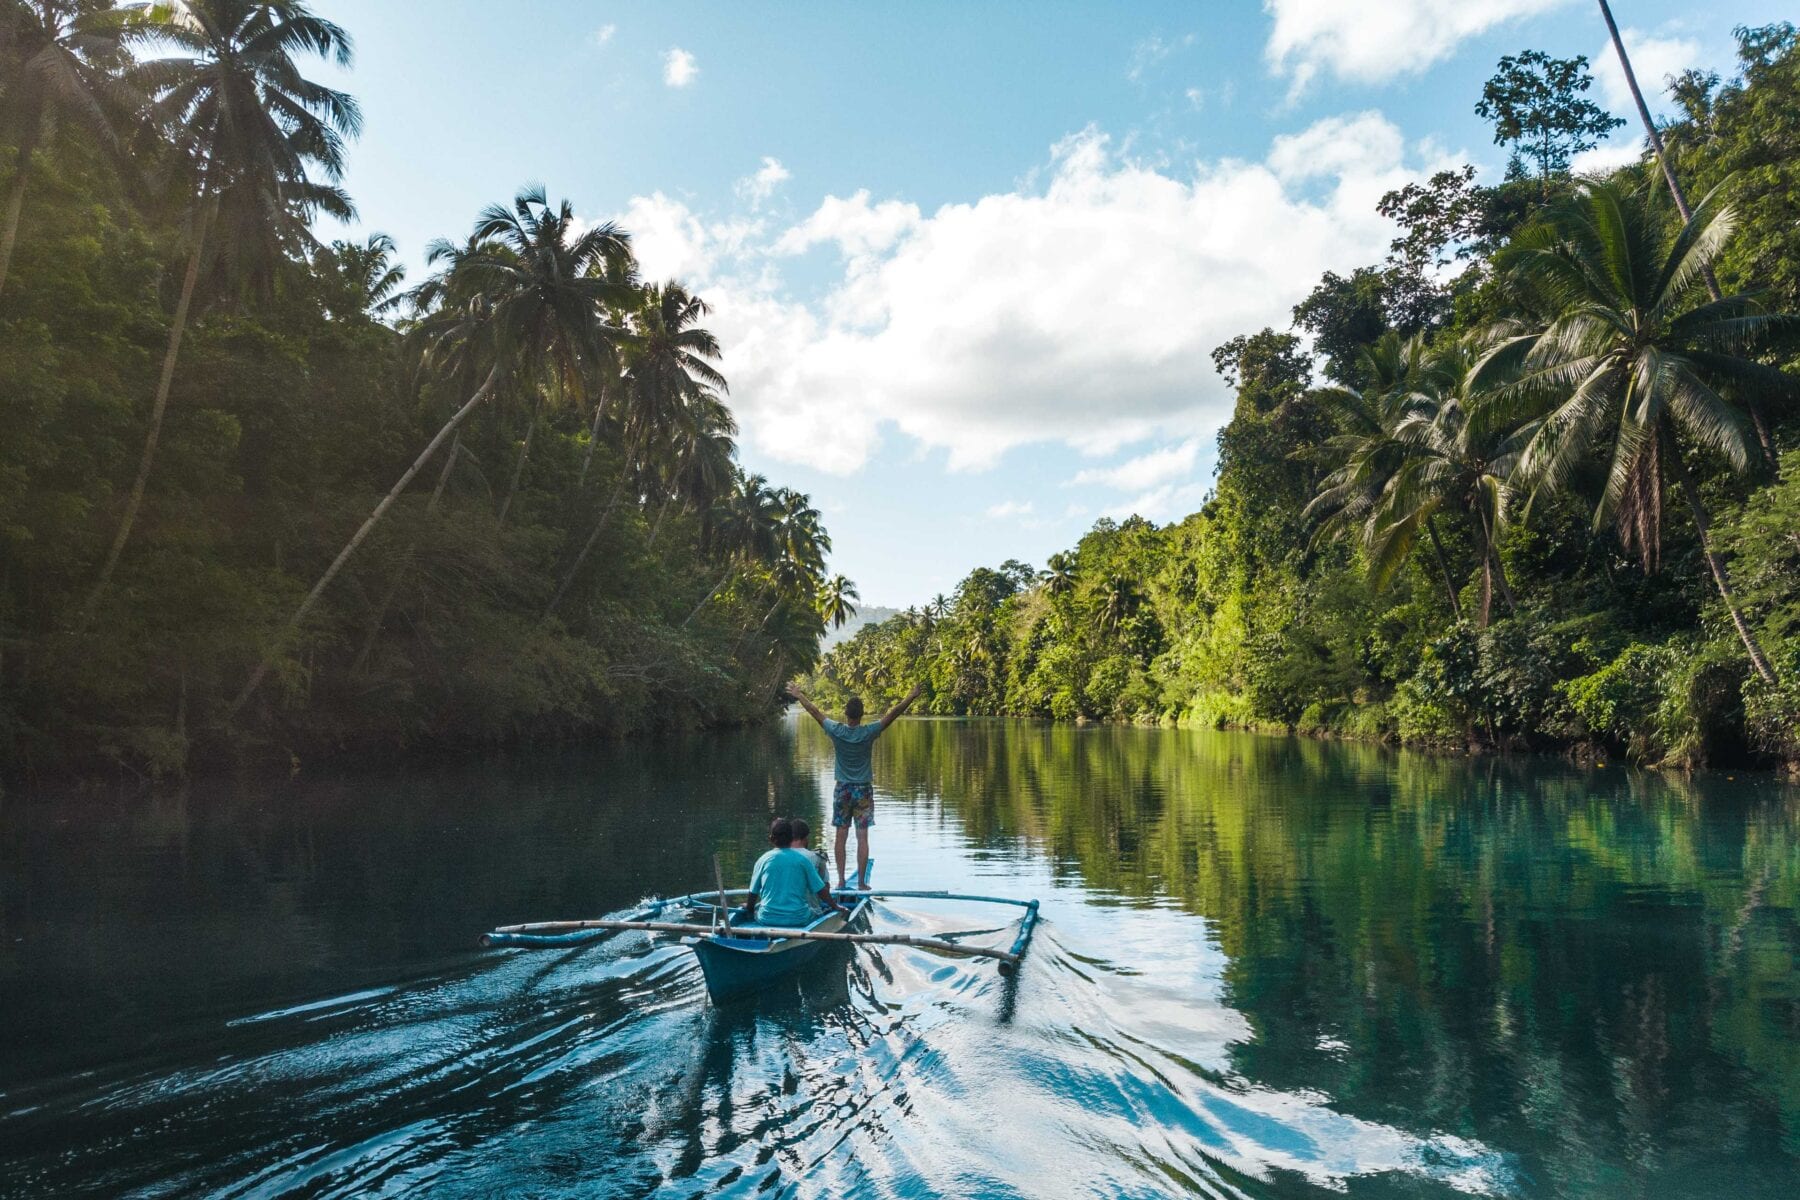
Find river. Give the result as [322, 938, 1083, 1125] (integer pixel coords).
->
[2, 719, 1797, 1198]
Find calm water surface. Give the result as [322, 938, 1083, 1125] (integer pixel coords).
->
[3, 719, 1798, 1197]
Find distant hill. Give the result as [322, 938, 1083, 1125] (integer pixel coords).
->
[820, 605, 901, 650]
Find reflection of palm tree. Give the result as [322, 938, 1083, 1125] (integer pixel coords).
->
[1480, 181, 1790, 683]
[235, 185, 633, 713]
[85, 0, 361, 620]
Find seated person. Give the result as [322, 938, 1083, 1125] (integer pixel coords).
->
[743, 817, 839, 929]
[790, 818, 830, 894]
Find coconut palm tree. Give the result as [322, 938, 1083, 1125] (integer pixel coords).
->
[1367, 343, 1524, 627]
[1038, 552, 1077, 597]
[1307, 332, 1467, 619]
[82, 0, 361, 621]
[546, 281, 724, 616]
[317, 230, 404, 317]
[647, 386, 737, 547]
[683, 471, 780, 627]
[1478, 179, 1792, 683]
[1592, 0, 1774, 469]
[0, 0, 137, 296]
[749, 488, 829, 636]
[231, 185, 633, 715]
[1098, 573, 1142, 635]
[819, 574, 859, 630]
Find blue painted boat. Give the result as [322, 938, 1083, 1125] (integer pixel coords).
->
[690, 893, 872, 1003]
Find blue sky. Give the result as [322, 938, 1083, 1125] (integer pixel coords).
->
[309, 0, 1785, 608]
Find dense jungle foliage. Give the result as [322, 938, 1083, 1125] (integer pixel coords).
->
[0, 0, 850, 776]
[810, 26, 1800, 771]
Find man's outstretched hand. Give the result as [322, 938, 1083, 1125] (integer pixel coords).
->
[784, 682, 805, 701]
[906, 682, 926, 702]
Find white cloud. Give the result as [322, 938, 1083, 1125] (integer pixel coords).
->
[1128, 33, 1195, 82]
[1570, 141, 1643, 176]
[775, 190, 921, 260]
[605, 113, 1441, 476]
[1107, 481, 1214, 524]
[1591, 27, 1702, 118]
[1071, 438, 1204, 491]
[1264, 0, 1569, 92]
[592, 23, 616, 48]
[663, 47, 698, 87]
[985, 500, 1035, 519]
[736, 156, 791, 208]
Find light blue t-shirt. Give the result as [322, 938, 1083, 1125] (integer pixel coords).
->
[747, 847, 826, 928]
[822, 719, 884, 784]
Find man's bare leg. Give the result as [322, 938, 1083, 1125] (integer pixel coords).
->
[854, 825, 870, 889]
[834, 824, 850, 889]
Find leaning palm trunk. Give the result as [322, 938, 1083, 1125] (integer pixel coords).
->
[646, 497, 677, 548]
[1669, 447, 1779, 687]
[230, 363, 506, 718]
[682, 570, 733, 628]
[577, 386, 608, 487]
[496, 403, 538, 526]
[1595, 0, 1776, 470]
[1475, 508, 1516, 626]
[0, 148, 31, 297]
[78, 202, 214, 627]
[350, 434, 461, 674]
[544, 436, 639, 619]
[1424, 517, 1463, 620]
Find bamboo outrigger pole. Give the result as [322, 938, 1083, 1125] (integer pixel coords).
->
[480, 915, 1025, 967]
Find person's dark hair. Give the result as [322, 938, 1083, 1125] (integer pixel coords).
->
[845, 697, 865, 720]
[768, 817, 794, 847]
[792, 818, 812, 843]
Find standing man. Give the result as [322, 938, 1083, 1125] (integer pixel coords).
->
[785, 681, 925, 890]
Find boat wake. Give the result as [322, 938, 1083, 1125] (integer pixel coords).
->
[0, 897, 1512, 1198]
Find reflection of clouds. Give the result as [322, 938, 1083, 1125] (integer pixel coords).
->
[1012, 905, 1512, 1195]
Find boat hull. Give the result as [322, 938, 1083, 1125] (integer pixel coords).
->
[691, 897, 870, 1003]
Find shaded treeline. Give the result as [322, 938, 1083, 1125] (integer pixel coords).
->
[810, 28, 1800, 770]
[0, 1, 844, 776]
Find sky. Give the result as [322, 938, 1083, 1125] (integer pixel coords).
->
[307, 0, 1786, 609]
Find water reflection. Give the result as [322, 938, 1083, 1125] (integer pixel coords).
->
[1, 720, 1796, 1197]
[865, 721, 1800, 1195]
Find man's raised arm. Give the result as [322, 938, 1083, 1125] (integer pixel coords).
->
[784, 682, 829, 727]
[879, 683, 926, 731]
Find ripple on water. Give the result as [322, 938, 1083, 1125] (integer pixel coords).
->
[1, 894, 1526, 1198]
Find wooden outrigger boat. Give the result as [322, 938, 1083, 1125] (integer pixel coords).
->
[688, 891, 873, 1002]
[481, 861, 1042, 1004]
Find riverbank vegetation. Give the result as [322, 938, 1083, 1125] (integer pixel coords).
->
[0, 1, 835, 776]
[809, 27, 1800, 771]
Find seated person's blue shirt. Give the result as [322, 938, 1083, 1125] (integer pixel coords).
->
[747, 847, 826, 928]
[821, 719, 884, 784]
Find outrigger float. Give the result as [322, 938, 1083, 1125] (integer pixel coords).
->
[480, 862, 1041, 1003]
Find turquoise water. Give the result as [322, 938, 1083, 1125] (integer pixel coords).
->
[2, 719, 1797, 1197]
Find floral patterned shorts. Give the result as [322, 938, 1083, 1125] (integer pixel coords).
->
[832, 782, 875, 829]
